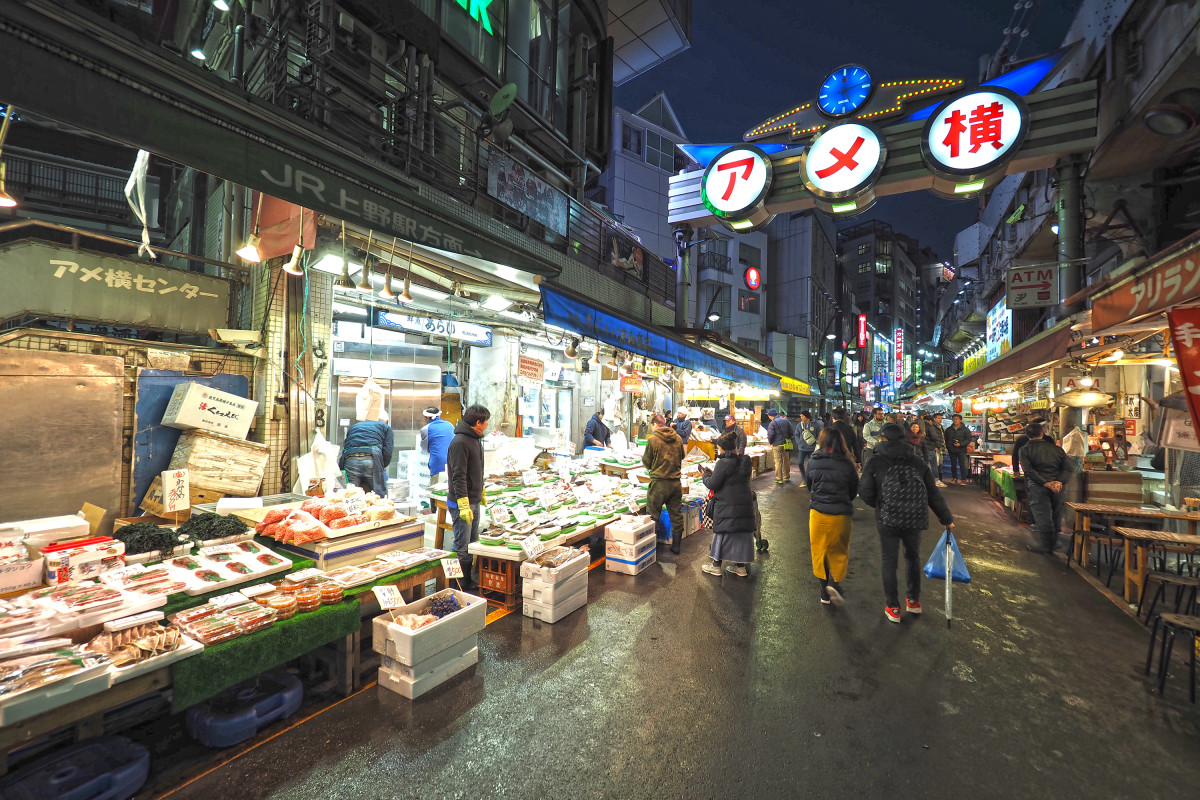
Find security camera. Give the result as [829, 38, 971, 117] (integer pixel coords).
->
[673, 226, 693, 247]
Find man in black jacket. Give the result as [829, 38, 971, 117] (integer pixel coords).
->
[446, 405, 490, 586]
[1018, 422, 1075, 554]
[831, 409, 861, 467]
[860, 423, 954, 623]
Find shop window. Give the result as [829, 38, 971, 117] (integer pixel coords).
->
[739, 291, 760, 314]
[738, 337, 759, 350]
[875, 258, 890, 275]
[645, 130, 676, 172]
[506, 0, 566, 127]
[877, 299, 890, 315]
[857, 242, 871, 255]
[622, 124, 643, 156]
[738, 243, 761, 268]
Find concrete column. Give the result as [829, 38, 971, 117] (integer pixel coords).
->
[1057, 156, 1086, 440]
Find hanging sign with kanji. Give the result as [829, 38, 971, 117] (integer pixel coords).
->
[921, 87, 1028, 181]
[1169, 307, 1200, 437]
[1006, 264, 1059, 309]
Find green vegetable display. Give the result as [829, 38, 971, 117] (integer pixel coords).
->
[177, 512, 250, 542]
[113, 522, 183, 556]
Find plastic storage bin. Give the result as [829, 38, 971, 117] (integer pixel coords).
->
[0, 736, 149, 800]
[185, 672, 303, 748]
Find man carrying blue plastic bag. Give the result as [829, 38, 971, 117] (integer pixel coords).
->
[860, 423, 955, 624]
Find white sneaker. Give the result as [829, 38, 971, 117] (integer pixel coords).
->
[825, 585, 845, 606]
[701, 562, 722, 576]
[726, 564, 749, 577]
[935, 480, 947, 488]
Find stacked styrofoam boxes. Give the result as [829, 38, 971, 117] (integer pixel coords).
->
[372, 588, 486, 699]
[605, 515, 657, 575]
[520, 547, 590, 623]
[396, 451, 432, 508]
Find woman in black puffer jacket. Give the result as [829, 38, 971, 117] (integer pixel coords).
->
[700, 432, 757, 578]
[805, 427, 859, 606]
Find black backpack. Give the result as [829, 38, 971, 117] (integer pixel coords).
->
[878, 459, 929, 530]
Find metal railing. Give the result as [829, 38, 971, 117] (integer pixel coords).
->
[0, 153, 135, 223]
[697, 250, 731, 273]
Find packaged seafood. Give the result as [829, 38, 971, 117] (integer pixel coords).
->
[266, 594, 297, 620]
[169, 606, 217, 627]
[0, 647, 108, 697]
[184, 614, 241, 645]
[294, 586, 321, 613]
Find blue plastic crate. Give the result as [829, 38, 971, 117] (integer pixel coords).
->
[0, 736, 148, 800]
[185, 672, 303, 748]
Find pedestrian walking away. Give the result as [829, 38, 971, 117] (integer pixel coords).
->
[700, 432, 757, 578]
[766, 409, 794, 484]
[446, 404, 490, 588]
[643, 414, 685, 554]
[796, 411, 819, 486]
[944, 413, 976, 484]
[859, 423, 954, 623]
[1018, 421, 1076, 554]
[805, 427, 859, 606]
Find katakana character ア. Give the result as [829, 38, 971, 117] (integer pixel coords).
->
[52, 260, 79, 278]
[1164, 264, 1183, 303]
[179, 284, 200, 300]
[78, 267, 104, 283]
[134, 275, 160, 292]
[941, 110, 967, 158]
[716, 156, 756, 200]
[1174, 322, 1200, 348]
[968, 101, 1006, 153]
[105, 269, 133, 289]
[362, 199, 390, 226]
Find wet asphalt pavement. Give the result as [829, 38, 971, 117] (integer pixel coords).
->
[148, 476, 1200, 800]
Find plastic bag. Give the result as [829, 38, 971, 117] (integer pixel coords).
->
[923, 529, 971, 583]
[355, 379, 388, 422]
[292, 431, 344, 496]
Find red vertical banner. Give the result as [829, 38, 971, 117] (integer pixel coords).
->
[1168, 307, 1200, 432]
[858, 314, 867, 347]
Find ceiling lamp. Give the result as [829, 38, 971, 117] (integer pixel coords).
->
[1079, 374, 1095, 388]
[213, 0, 231, 10]
[398, 238, 414, 303]
[564, 337, 579, 358]
[1107, 348, 1125, 361]
[826, 332, 837, 340]
[0, 105, 15, 208]
[1057, 389, 1114, 409]
[281, 208, 306, 276]
[354, 231, 375, 292]
[378, 236, 399, 300]
[236, 194, 265, 262]
[1143, 103, 1198, 136]
[334, 221, 355, 289]
[481, 295, 513, 312]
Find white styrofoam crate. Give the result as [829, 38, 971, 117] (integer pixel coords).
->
[604, 532, 656, 562]
[603, 516, 656, 545]
[522, 585, 587, 623]
[381, 634, 477, 681]
[378, 646, 478, 700]
[0, 664, 111, 727]
[519, 549, 589, 584]
[521, 568, 588, 605]
[371, 588, 486, 666]
[606, 548, 656, 575]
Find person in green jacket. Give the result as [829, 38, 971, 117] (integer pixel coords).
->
[643, 414, 685, 555]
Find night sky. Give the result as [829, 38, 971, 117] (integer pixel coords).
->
[614, 0, 1080, 260]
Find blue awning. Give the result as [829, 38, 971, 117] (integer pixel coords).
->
[540, 285, 780, 391]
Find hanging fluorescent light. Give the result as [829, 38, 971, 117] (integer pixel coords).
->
[482, 295, 513, 312]
[708, 313, 720, 322]
[408, 284, 449, 302]
[213, 0, 231, 10]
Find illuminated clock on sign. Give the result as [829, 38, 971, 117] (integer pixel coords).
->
[817, 65, 873, 118]
[744, 267, 761, 290]
[921, 87, 1028, 180]
[700, 145, 775, 231]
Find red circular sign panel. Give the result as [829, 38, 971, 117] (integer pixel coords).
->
[744, 267, 761, 290]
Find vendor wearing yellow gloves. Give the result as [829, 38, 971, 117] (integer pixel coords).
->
[446, 405, 491, 589]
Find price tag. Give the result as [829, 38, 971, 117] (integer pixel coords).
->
[199, 544, 241, 558]
[344, 495, 367, 515]
[502, 455, 519, 472]
[521, 534, 549, 559]
[489, 505, 513, 525]
[511, 505, 530, 523]
[373, 585, 407, 610]
[211, 591, 250, 608]
[161, 469, 190, 513]
[558, 463, 572, 484]
[241, 583, 275, 598]
[99, 564, 147, 585]
[522, 470, 539, 486]
[440, 558, 464, 580]
[286, 567, 324, 583]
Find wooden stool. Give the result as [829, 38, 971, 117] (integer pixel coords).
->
[1138, 572, 1200, 623]
[1144, 613, 1200, 703]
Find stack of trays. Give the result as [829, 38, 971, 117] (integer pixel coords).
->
[372, 589, 486, 699]
[519, 548, 590, 623]
[604, 515, 657, 575]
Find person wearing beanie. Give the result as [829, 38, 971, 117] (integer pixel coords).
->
[723, 414, 747, 455]
[700, 432, 757, 578]
[860, 423, 954, 623]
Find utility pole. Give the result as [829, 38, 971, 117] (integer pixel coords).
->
[1057, 154, 1086, 440]
[673, 224, 694, 328]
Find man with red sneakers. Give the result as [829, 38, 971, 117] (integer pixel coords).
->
[859, 423, 955, 623]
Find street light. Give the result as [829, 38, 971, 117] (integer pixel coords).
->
[707, 313, 720, 322]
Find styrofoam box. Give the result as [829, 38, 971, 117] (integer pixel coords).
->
[381, 634, 477, 681]
[519, 549, 589, 584]
[522, 585, 587, 623]
[13, 515, 90, 550]
[603, 516, 656, 545]
[378, 646, 478, 700]
[604, 532, 657, 562]
[606, 548, 656, 576]
[0, 664, 112, 726]
[371, 588, 486, 667]
[521, 568, 588, 605]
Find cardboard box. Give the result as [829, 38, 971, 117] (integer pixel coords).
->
[0, 561, 43, 596]
[139, 477, 226, 519]
[161, 382, 257, 438]
[169, 431, 270, 497]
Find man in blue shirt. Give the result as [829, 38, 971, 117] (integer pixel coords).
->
[419, 406, 455, 481]
[338, 419, 393, 494]
[672, 409, 693, 446]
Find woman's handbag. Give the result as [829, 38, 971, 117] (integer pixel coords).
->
[701, 491, 716, 531]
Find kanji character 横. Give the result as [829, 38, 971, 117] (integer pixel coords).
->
[941, 109, 967, 158]
[105, 269, 133, 289]
[968, 101, 1005, 153]
[134, 275, 160, 292]
[78, 267, 104, 283]
[1174, 321, 1200, 348]
[51, 260, 79, 278]
[179, 284, 200, 299]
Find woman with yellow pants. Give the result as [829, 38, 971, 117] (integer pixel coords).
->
[804, 428, 859, 605]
